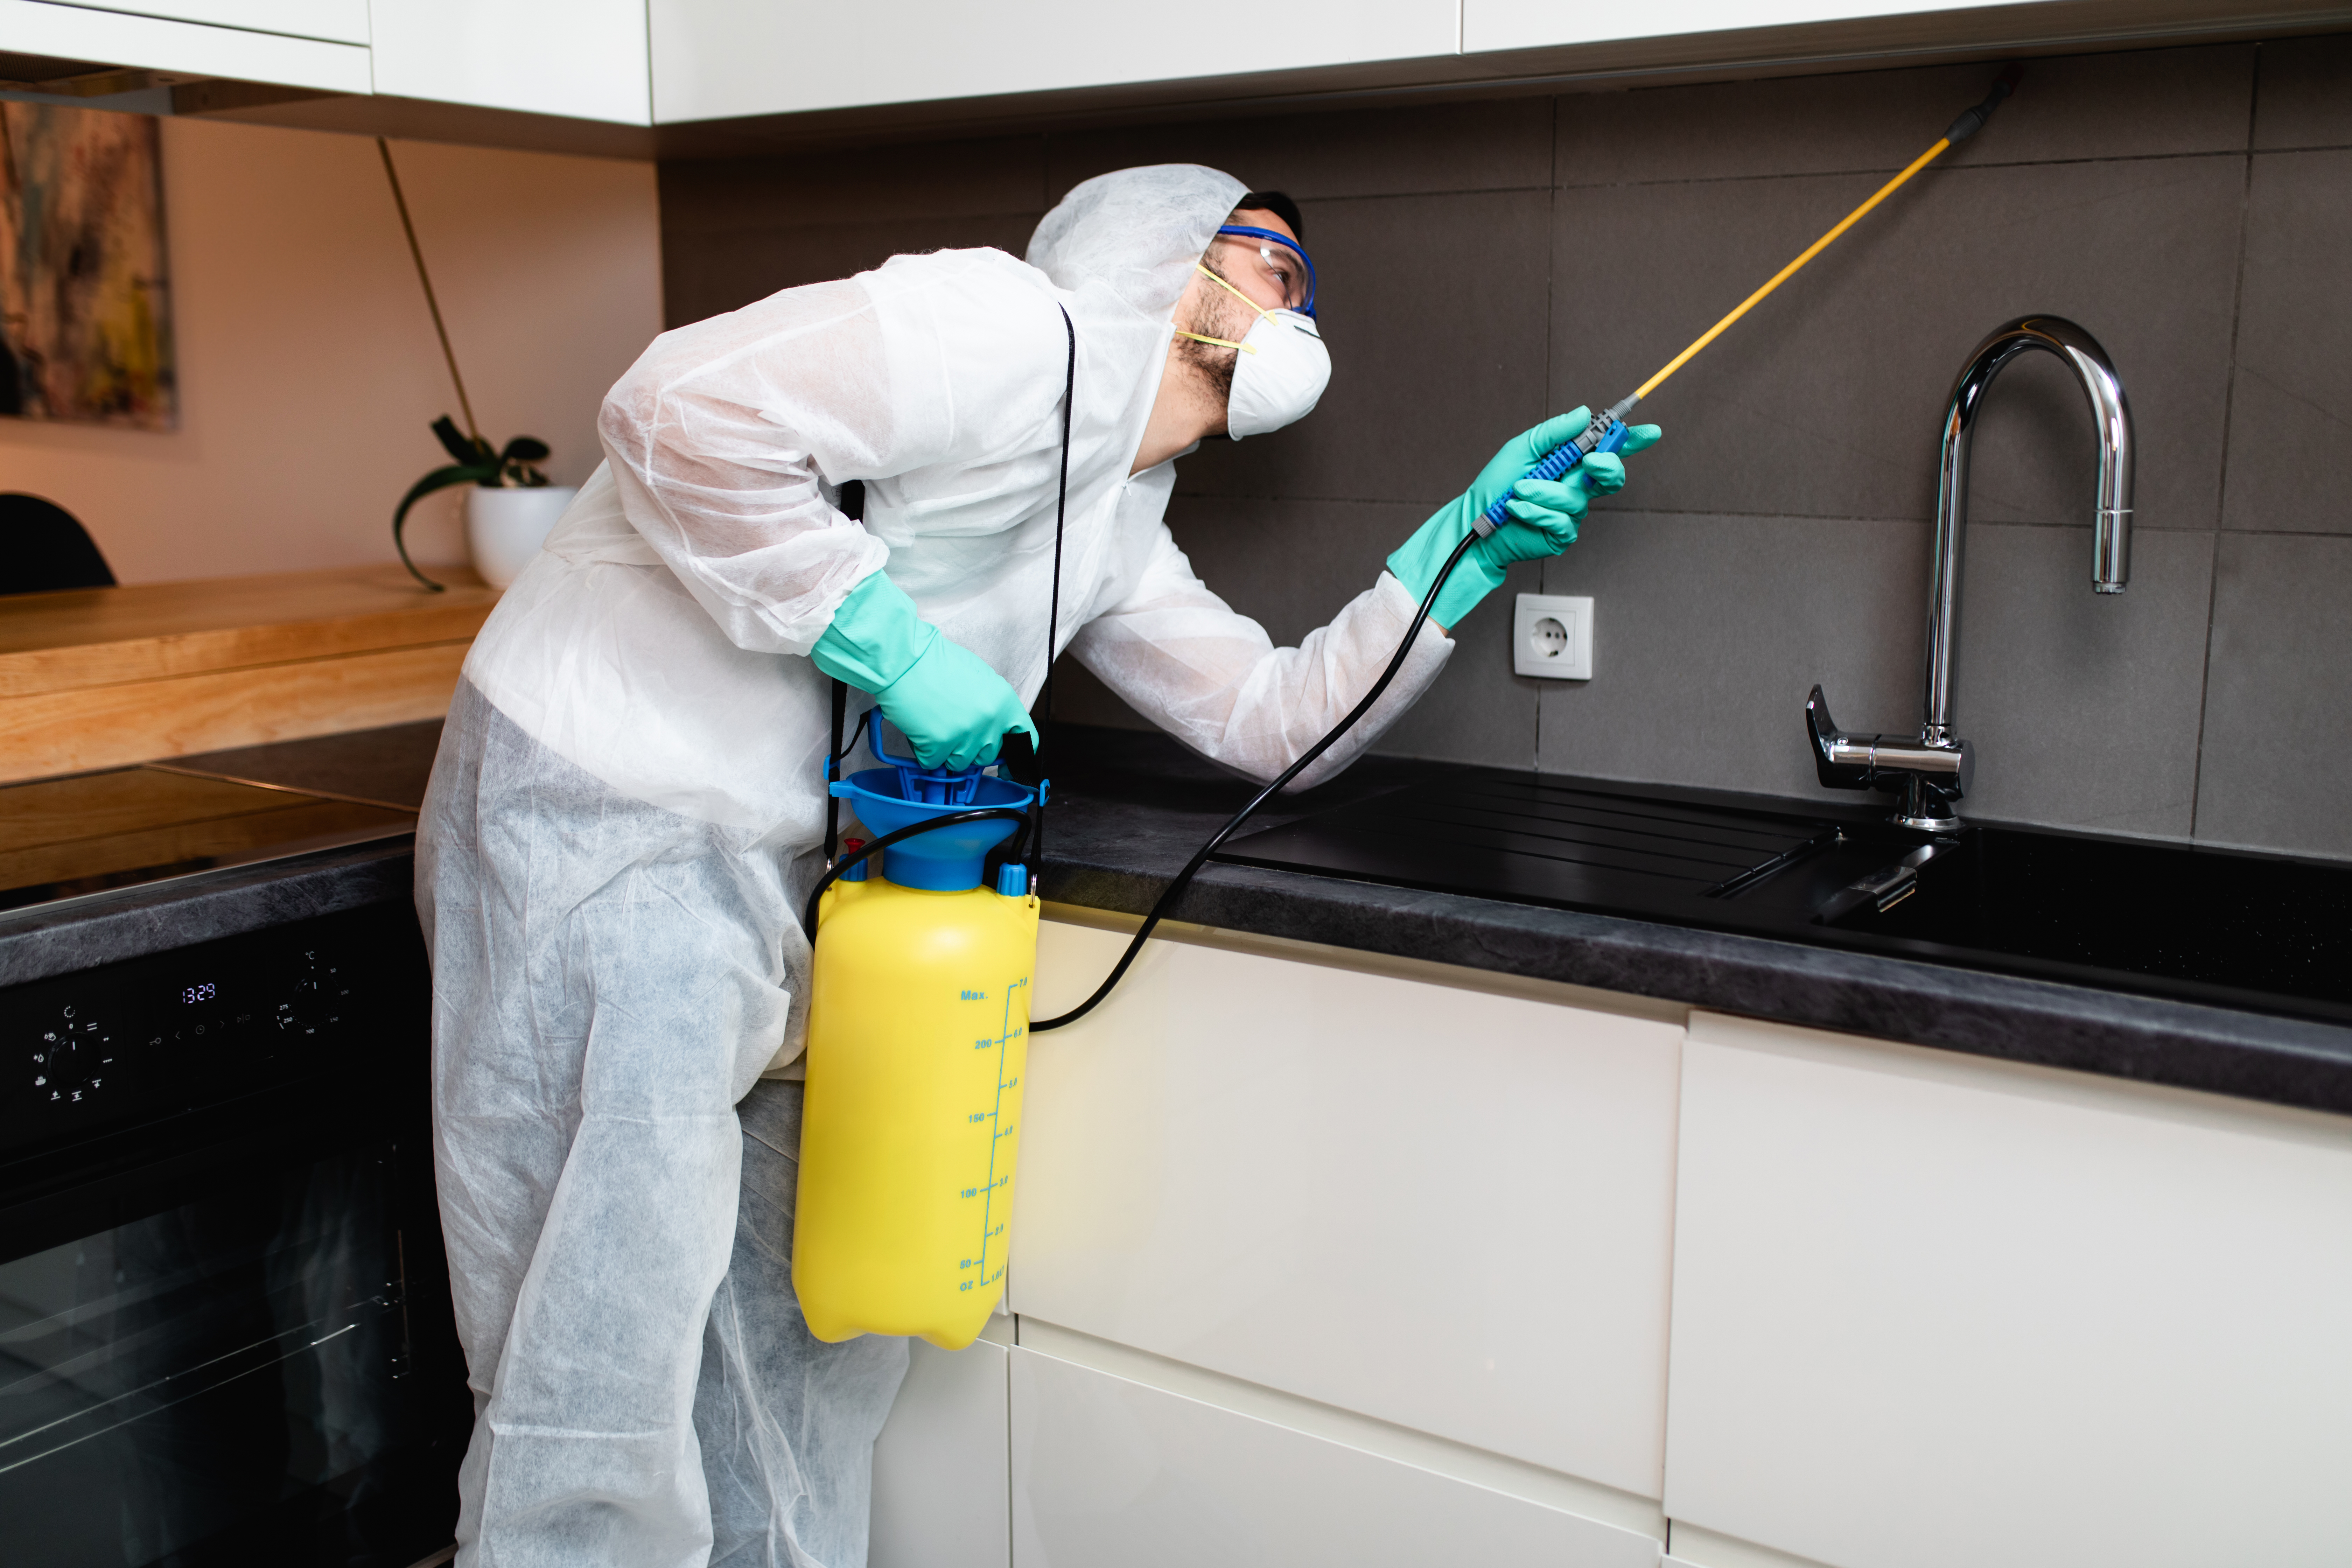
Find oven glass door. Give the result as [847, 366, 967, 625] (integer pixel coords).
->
[1, 1134, 463, 1566]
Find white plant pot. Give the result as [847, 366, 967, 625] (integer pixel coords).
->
[465, 485, 576, 589]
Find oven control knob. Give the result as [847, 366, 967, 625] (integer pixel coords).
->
[27, 1003, 116, 1111]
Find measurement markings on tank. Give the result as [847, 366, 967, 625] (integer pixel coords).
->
[968, 974, 1028, 1295]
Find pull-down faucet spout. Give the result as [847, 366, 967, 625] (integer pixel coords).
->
[1808, 315, 2135, 831]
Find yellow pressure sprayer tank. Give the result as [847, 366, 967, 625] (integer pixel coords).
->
[794, 715, 1042, 1350]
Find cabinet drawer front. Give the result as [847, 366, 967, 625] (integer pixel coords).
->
[1011, 1346, 1660, 1568]
[1015, 920, 1683, 1496]
[873, 1338, 1010, 1568]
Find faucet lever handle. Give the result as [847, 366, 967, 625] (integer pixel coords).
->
[1807, 686, 1876, 790]
[1805, 684, 1974, 828]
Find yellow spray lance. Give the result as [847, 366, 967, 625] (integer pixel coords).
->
[791, 68, 2021, 1348]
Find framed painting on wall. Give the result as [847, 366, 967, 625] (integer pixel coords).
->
[0, 103, 175, 429]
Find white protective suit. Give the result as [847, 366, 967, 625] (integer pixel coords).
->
[416, 163, 1453, 1568]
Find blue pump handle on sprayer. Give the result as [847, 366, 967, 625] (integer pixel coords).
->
[849, 707, 988, 806]
[807, 708, 1046, 908]
[833, 707, 1047, 812]
[1475, 412, 1634, 536]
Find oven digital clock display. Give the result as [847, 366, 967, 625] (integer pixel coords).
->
[178, 982, 217, 1004]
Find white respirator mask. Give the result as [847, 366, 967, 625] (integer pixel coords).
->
[1176, 263, 1331, 440]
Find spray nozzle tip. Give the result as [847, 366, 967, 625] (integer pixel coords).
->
[1947, 61, 2023, 143]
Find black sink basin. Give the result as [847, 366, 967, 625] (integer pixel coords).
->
[1219, 772, 2352, 1028]
[1818, 826, 2352, 1014]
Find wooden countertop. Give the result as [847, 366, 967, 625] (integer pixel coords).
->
[0, 564, 499, 697]
[0, 565, 499, 783]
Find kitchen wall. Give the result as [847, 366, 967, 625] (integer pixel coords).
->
[0, 114, 662, 583]
[659, 35, 2352, 862]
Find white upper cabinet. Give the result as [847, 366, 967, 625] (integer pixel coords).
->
[1462, 0, 2017, 52]
[368, 0, 650, 124]
[0, 0, 369, 91]
[48, 2, 368, 45]
[648, 0, 1457, 124]
[1665, 1012, 2352, 1568]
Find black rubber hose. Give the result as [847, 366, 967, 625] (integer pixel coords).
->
[1030, 528, 1480, 1032]
[801, 806, 1034, 940]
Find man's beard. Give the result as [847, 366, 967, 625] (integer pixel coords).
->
[1174, 264, 1258, 406]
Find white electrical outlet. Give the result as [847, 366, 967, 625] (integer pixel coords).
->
[1513, 593, 1593, 680]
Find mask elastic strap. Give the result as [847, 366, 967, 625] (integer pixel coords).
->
[1173, 326, 1256, 355]
[1174, 263, 1279, 354]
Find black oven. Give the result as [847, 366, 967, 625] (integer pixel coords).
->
[0, 902, 468, 1567]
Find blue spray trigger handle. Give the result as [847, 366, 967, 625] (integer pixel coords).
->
[1476, 414, 1631, 536]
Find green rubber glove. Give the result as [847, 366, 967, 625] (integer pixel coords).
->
[1386, 408, 1663, 628]
[812, 572, 1039, 770]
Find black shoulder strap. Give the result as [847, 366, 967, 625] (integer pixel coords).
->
[989, 308, 1074, 884]
[1042, 308, 1074, 730]
[822, 479, 867, 868]
[824, 316, 1072, 881]
[1024, 308, 1076, 871]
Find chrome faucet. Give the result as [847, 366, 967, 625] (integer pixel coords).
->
[1807, 315, 2134, 830]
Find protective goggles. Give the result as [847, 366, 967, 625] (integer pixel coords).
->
[1216, 224, 1317, 318]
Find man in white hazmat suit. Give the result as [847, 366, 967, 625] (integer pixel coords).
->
[417, 163, 1659, 1566]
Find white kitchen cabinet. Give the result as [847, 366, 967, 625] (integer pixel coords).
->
[0, 0, 368, 92]
[47, 2, 368, 44]
[1664, 1010, 2352, 1568]
[648, 0, 1456, 125]
[368, 0, 649, 123]
[872, 1336, 1010, 1568]
[1011, 918, 1685, 1498]
[1465, 0, 2063, 54]
[1011, 1344, 1663, 1568]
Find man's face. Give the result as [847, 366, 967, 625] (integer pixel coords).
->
[1174, 207, 1311, 404]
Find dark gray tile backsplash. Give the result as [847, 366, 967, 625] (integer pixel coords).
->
[2253, 33, 2352, 149]
[2195, 532, 2352, 860]
[1555, 45, 2255, 184]
[1046, 97, 1555, 202]
[659, 37, 2352, 861]
[662, 211, 1045, 323]
[659, 136, 1047, 232]
[1533, 511, 1933, 802]
[2221, 148, 2352, 537]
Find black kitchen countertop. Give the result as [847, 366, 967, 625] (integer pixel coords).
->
[8, 720, 2350, 1119]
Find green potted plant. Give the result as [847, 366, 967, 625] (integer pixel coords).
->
[392, 415, 574, 591]
[378, 136, 578, 592]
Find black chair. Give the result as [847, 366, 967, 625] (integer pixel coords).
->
[0, 493, 114, 594]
